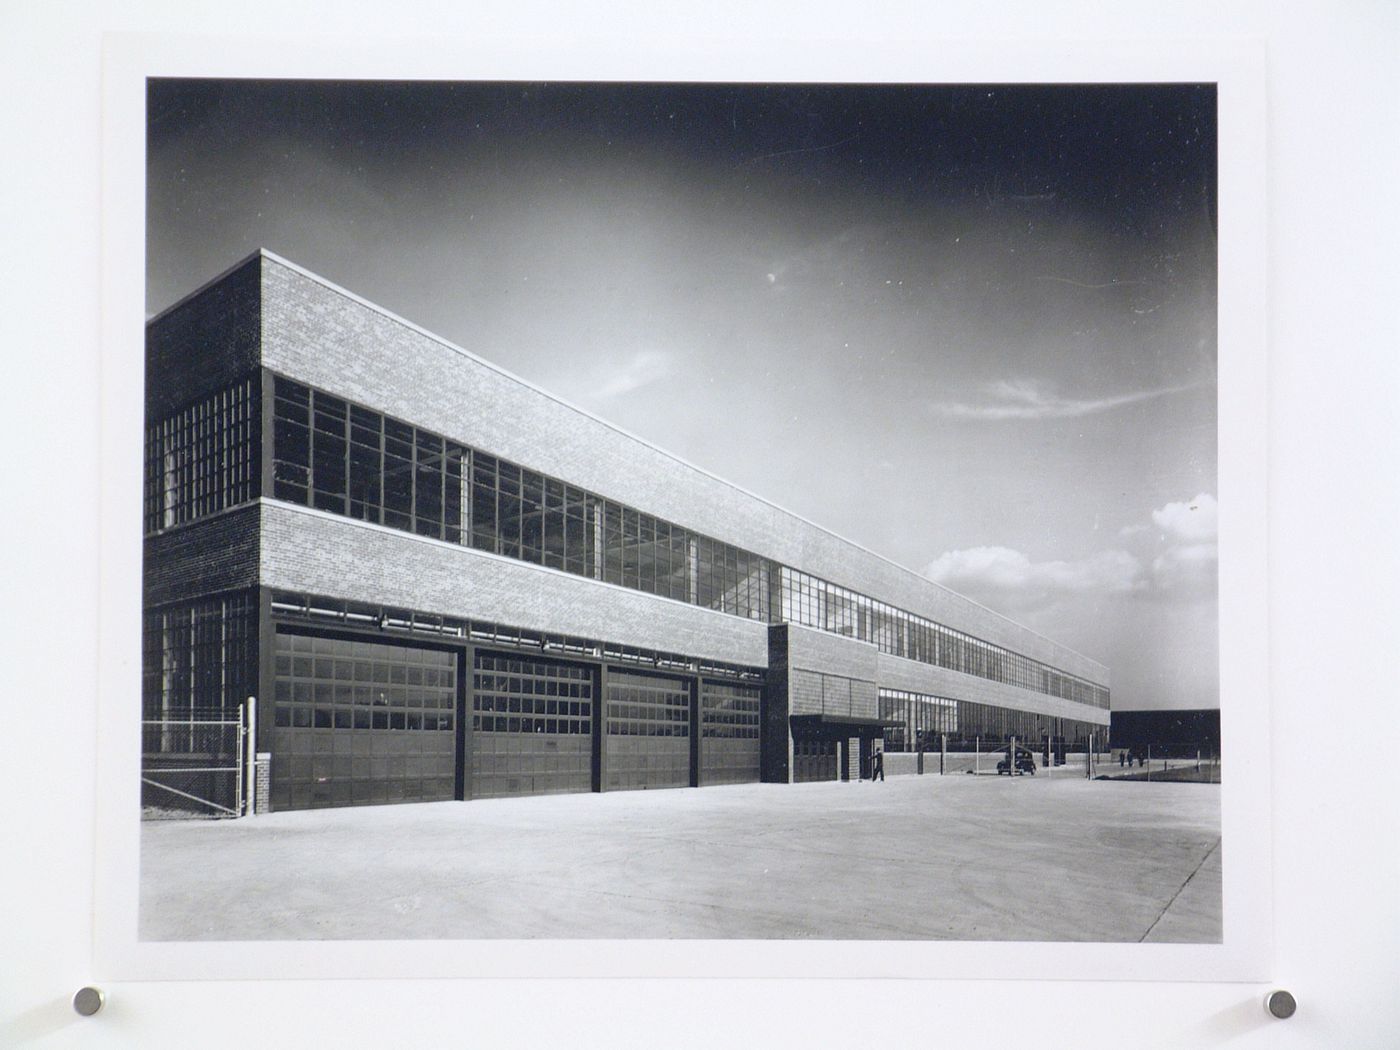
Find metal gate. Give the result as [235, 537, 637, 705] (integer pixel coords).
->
[141, 700, 254, 819]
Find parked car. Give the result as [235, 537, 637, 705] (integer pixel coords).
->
[996, 746, 1037, 776]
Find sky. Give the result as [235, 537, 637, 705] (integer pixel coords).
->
[147, 79, 1218, 711]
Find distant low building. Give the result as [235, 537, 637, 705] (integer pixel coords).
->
[1110, 709, 1219, 759]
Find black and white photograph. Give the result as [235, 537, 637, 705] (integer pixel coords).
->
[135, 76, 1226, 945]
[12, 4, 1400, 1048]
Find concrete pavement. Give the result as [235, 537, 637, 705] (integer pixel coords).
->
[140, 772, 1221, 942]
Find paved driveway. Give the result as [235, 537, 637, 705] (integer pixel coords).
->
[140, 773, 1221, 942]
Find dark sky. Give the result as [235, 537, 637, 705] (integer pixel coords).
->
[148, 79, 1213, 220]
[148, 79, 1218, 709]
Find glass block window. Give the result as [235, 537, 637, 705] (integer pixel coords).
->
[144, 377, 258, 533]
[141, 591, 258, 722]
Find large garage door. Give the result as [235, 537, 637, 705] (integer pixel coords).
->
[471, 651, 593, 799]
[270, 632, 457, 810]
[700, 681, 761, 785]
[605, 670, 690, 791]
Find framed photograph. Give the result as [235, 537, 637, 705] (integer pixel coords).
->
[95, 33, 1269, 984]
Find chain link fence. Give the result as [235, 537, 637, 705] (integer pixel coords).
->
[141, 706, 248, 819]
[1099, 743, 1221, 783]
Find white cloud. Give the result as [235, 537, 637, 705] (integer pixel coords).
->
[1151, 492, 1218, 543]
[925, 545, 1142, 605]
[1148, 493, 1218, 594]
[931, 377, 1198, 421]
[1152, 542, 1219, 594]
[589, 350, 671, 400]
[1140, 493, 1218, 595]
[922, 492, 1220, 616]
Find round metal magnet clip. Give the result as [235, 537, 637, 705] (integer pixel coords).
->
[72, 986, 105, 1017]
[1265, 989, 1296, 1019]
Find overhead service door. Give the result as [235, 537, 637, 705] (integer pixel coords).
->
[470, 652, 594, 799]
[699, 681, 762, 785]
[605, 670, 691, 791]
[270, 632, 457, 810]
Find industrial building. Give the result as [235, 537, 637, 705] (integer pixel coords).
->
[142, 250, 1111, 811]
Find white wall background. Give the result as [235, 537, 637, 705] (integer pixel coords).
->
[1, 2, 1396, 1047]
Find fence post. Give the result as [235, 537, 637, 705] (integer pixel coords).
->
[245, 695, 258, 818]
[235, 702, 244, 817]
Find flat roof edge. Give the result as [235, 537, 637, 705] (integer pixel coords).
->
[145, 248, 264, 327]
[147, 248, 1110, 677]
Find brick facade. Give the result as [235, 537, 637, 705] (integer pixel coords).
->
[259, 501, 769, 667]
[788, 669, 879, 720]
[143, 504, 261, 606]
[255, 252, 1104, 684]
[146, 255, 261, 420]
[254, 753, 271, 815]
[783, 621, 879, 679]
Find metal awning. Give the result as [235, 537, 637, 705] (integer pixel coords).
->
[789, 714, 902, 729]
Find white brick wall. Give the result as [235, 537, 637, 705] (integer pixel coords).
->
[257, 253, 1107, 685]
[783, 621, 879, 679]
[260, 501, 769, 666]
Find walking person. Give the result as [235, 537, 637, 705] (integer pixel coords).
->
[872, 748, 885, 782]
